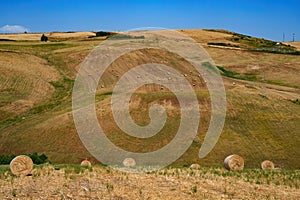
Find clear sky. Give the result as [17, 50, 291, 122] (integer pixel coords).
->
[0, 0, 299, 41]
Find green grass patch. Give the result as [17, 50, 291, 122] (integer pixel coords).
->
[30, 78, 74, 114]
[217, 66, 238, 78]
[290, 99, 300, 105]
[53, 164, 92, 174]
[202, 62, 219, 74]
[0, 42, 74, 54]
[265, 79, 291, 87]
[242, 73, 258, 81]
[0, 90, 25, 105]
[0, 165, 10, 174]
[217, 66, 277, 83]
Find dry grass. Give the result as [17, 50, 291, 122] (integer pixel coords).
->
[180, 29, 234, 44]
[181, 30, 300, 88]
[0, 165, 299, 199]
[206, 47, 300, 87]
[0, 32, 96, 41]
[0, 51, 60, 116]
[48, 32, 95, 40]
[0, 33, 43, 41]
[284, 42, 300, 51]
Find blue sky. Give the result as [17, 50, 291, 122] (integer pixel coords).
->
[0, 0, 299, 41]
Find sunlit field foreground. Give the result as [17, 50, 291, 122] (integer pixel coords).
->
[0, 164, 299, 199]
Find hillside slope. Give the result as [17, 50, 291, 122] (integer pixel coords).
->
[0, 30, 299, 169]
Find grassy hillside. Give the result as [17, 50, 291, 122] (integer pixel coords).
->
[0, 30, 299, 169]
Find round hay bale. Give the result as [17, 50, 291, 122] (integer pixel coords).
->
[261, 160, 274, 170]
[123, 158, 136, 167]
[224, 154, 244, 170]
[190, 163, 200, 169]
[10, 155, 33, 176]
[80, 159, 91, 167]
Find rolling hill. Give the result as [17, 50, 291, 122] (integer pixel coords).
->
[0, 30, 299, 169]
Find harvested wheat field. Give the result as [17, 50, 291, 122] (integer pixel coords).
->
[48, 32, 96, 40]
[0, 32, 96, 41]
[0, 33, 44, 41]
[0, 165, 299, 200]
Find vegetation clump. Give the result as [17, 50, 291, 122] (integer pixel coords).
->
[291, 99, 300, 105]
[207, 42, 239, 48]
[41, 34, 48, 42]
[0, 153, 49, 165]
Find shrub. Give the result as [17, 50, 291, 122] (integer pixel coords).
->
[207, 42, 239, 48]
[88, 31, 113, 38]
[0, 154, 16, 164]
[41, 34, 48, 42]
[95, 31, 111, 37]
[29, 152, 48, 164]
[0, 153, 49, 164]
